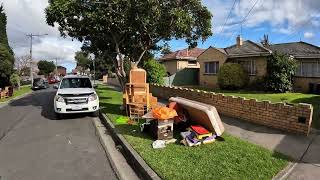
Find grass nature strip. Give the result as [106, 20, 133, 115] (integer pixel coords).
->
[96, 85, 289, 180]
[0, 85, 32, 103]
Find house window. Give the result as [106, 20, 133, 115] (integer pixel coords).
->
[238, 60, 256, 75]
[188, 60, 197, 65]
[296, 61, 320, 77]
[204, 62, 219, 74]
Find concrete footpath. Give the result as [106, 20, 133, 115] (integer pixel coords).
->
[222, 116, 320, 180]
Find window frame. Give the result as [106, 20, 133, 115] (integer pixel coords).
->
[204, 61, 219, 75]
[188, 60, 198, 66]
[295, 60, 320, 77]
[237, 59, 256, 76]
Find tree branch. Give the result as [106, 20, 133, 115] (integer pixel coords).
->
[135, 49, 147, 66]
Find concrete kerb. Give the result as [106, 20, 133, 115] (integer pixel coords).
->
[0, 90, 33, 109]
[92, 116, 139, 180]
[98, 110, 161, 180]
[272, 162, 298, 180]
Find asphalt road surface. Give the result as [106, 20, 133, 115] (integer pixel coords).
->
[0, 87, 117, 180]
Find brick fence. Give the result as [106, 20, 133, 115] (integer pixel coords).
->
[150, 84, 313, 135]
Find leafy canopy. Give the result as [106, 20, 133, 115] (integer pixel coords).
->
[37, 60, 56, 76]
[46, 0, 212, 89]
[75, 51, 91, 70]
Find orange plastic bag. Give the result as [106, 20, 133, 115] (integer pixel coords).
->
[152, 107, 178, 120]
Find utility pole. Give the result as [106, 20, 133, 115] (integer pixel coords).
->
[55, 58, 58, 76]
[26, 33, 48, 87]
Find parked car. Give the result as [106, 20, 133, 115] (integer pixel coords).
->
[32, 78, 49, 90]
[48, 78, 58, 84]
[53, 75, 99, 119]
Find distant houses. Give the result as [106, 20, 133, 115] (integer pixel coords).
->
[159, 36, 320, 92]
[57, 66, 66, 76]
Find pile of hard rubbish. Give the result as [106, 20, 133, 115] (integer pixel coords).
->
[141, 97, 225, 149]
[122, 66, 225, 149]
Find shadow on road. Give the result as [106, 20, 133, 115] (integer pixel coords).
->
[8, 88, 92, 120]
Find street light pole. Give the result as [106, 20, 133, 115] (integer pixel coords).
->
[26, 33, 48, 87]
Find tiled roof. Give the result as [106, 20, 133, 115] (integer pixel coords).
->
[160, 48, 205, 61]
[269, 41, 320, 58]
[224, 40, 271, 57]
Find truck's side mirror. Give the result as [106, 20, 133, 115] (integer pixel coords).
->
[53, 84, 59, 89]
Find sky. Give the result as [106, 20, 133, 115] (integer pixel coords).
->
[1, 0, 320, 72]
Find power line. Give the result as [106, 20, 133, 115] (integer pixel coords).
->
[225, 0, 261, 46]
[240, 0, 259, 25]
[277, 14, 315, 43]
[213, 0, 238, 46]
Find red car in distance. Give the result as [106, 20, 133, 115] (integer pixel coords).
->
[48, 77, 59, 84]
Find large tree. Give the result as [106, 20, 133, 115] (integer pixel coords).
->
[37, 60, 56, 76]
[0, 5, 14, 88]
[46, 0, 212, 89]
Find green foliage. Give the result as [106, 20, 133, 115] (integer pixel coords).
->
[75, 51, 91, 70]
[37, 60, 56, 76]
[0, 6, 14, 88]
[93, 55, 113, 79]
[218, 63, 249, 90]
[45, 0, 212, 81]
[143, 58, 166, 85]
[161, 42, 172, 56]
[10, 73, 20, 87]
[264, 52, 297, 92]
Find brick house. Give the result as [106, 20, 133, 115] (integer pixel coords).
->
[57, 66, 66, 76]
[160, 48, 205, 75]
[198, 36, 320, 92]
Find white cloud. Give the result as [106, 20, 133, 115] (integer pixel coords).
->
[1, 0, 82, 69]
[202, 0, 320, 35]
[304, 32, 314, 39]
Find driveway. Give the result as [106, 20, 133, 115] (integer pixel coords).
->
[0, 87, 117, 180]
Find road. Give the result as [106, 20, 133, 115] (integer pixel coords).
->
[0, 87, 117, 180]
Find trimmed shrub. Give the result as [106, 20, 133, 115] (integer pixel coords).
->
[143, 58, 166, 85]
[10, 73, 20, 88]
[264, 52, 297, 92]
[218, 63, 248, 90]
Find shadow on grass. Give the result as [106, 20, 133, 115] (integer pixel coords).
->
[292, 96, 320, 129]
[114, 124, 154, 141]
[100, 102, 123, 117]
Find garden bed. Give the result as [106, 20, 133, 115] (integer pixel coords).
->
[97, 85, 289, 180]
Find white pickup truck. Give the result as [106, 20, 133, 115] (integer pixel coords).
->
[53, 75, 99, 119]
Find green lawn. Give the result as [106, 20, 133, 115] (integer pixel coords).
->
[0, 85, 32, 103]
[190, 86, 320, 128]
[97, 85, 289, 180]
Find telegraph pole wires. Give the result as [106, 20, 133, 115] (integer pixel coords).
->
[26, 33, 48, 86]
